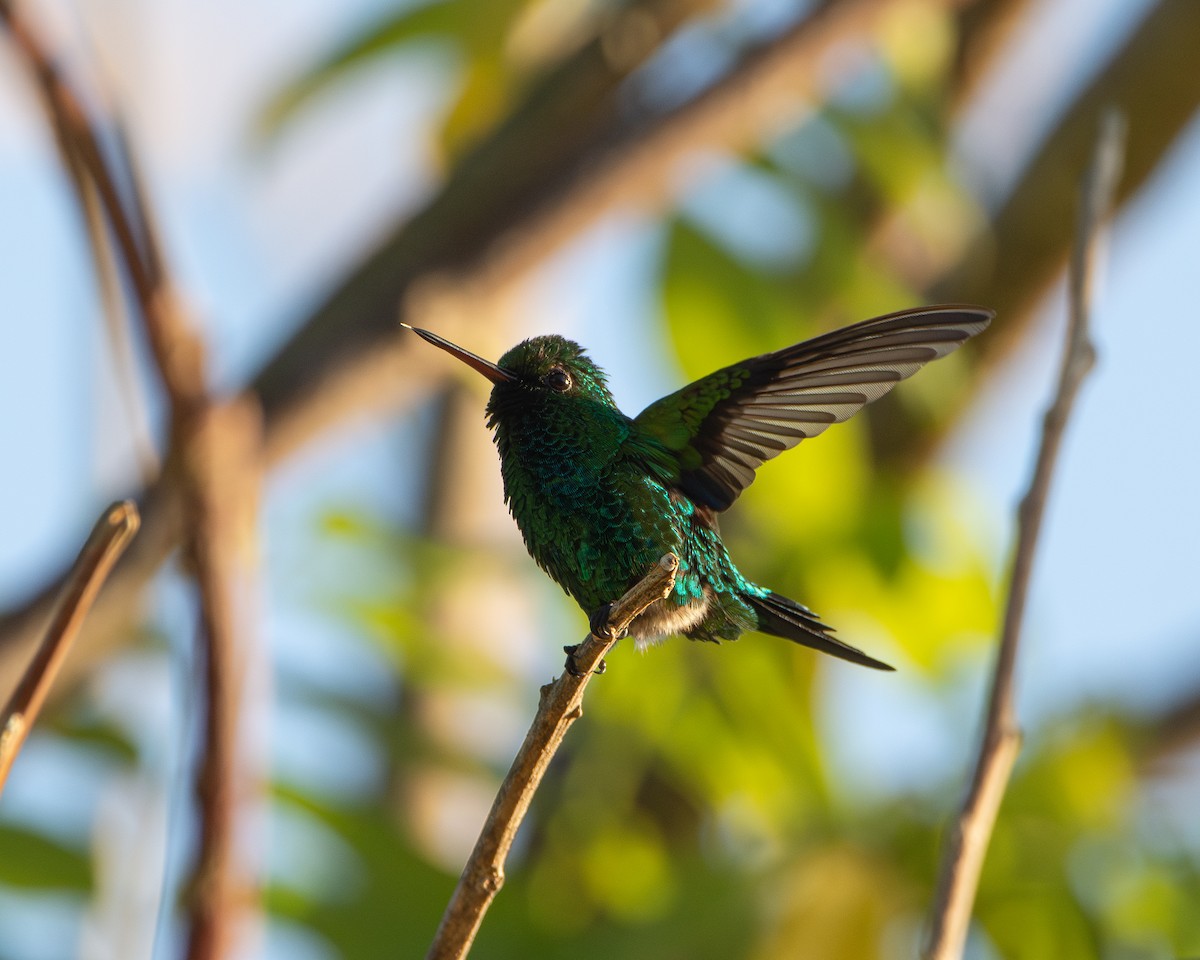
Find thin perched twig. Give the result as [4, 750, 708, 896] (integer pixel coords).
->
[0, 501, 139, 795]
[0, 7, 260, 958]
[426, 554, 680, 960]
[922, 110, 1125, 960]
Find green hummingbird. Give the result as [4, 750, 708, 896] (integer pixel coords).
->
[403, 305, 991, 673]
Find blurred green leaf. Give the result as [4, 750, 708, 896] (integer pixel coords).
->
[45, 713, 138, 764]
[750, 844, 908, 960]
[661, 218, 795, 377]
[262, 0, 543, 157]
[580, 819, 674, 920]
[271, 784, 452, 958]
[0, 825, 90, 890]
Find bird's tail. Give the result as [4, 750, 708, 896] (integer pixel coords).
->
[747, 591, 894, 671]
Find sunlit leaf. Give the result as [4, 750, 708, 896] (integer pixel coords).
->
[580, 820, 674, 921]
[0, 826, 90, 890]
[750, 844, 907, 960]
[262, 0, 538, 156]
[438, 54, 515, 157]
[660, 218, 799, 378]
[46, 714, 137, 764]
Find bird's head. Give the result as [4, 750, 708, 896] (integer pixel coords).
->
[401, 326, 616, 426]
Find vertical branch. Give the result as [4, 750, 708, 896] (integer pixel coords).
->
[426, 554, 679, 960]
[183, 401, 264, 960]
[922, 110, 1126, 960]
[0, 6, 263, 958]
[0, 502, 139, 794]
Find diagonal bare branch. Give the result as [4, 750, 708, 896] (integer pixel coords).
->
[0, 501, 138, 795]
[922, 109, 1125, 960]
[426, 554, 679, 960]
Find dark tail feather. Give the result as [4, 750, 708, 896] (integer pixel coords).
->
[747, 591, 894, 671]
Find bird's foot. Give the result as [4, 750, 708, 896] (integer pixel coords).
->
[562, 603, 627, 676]
[588, 602, 626, 641]
[563, 644, 606, 677]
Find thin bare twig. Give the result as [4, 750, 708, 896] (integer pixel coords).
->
[426, 554, 680, 960]
[69, 141, 164, 483]
[922, 110, 1125, 960]
[0, 501, 139, 795]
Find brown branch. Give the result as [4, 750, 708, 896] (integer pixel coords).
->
[0, 7, 159, 482]
[182, 400, 263, 960]
[1143, 679, 1200, 768]
[922, 110, 1125, 960]
[0, 501, 139, 795]
[0, 7, 260, 958]
[426, 554, 680, 960]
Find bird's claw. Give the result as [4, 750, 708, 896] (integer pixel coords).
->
[561, 603, 625, 676]
[563, 644, 606, 677]
[588, 602, 625, 641]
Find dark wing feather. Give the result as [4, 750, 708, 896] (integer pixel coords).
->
[634, 305, 993, 511]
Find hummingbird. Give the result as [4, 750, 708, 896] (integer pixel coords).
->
[403, 305, 991, 673]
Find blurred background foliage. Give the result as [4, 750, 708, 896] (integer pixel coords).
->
[1, 1, 1199, 959]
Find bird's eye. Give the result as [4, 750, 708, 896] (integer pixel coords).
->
[544, 366, 572, 392]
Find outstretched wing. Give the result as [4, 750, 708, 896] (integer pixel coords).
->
[633, 305, 993, 511]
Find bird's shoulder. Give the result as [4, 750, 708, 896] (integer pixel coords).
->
[618, 421, 721, 531]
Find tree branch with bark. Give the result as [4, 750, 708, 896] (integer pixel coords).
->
[922, 109, 1125, 960]
[426, 554, 679, 960]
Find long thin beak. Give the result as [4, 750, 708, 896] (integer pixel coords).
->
[401, 323, 518, 384]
